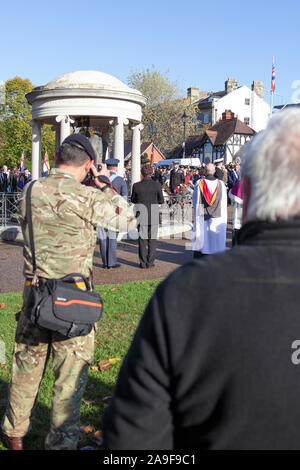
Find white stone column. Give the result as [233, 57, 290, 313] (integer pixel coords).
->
[30, 120, 41, 180]
[56, 115, 74, 144]
[113, 117, 128, 177]
[131, 123, 144, 186]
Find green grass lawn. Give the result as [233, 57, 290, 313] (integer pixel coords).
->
[0, 279, 161, 450]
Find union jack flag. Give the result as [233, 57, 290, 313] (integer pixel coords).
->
[271, 58, 275, 92]
[42, 152, 50, 176]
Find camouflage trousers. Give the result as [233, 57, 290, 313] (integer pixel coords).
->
[1, 284, 95, 450]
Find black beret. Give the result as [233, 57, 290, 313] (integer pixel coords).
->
[62, 134, 97, 162]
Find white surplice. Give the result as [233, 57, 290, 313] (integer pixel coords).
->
[191, 178, 227, 254]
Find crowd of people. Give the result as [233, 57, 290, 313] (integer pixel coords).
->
[0, 166, 31, 192]
[151, 159, 242, 194]
[3, 107, 300, 450]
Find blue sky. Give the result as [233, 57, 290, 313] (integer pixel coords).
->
[1, 0, 299, 107]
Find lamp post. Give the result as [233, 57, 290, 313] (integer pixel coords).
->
[182, 111, 187, 158]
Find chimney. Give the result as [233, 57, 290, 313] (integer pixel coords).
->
[225, 78, 238, 94]
[187, 86, 200, 101]
[222, 110, 235, 120]
[252, 80, 264, 99]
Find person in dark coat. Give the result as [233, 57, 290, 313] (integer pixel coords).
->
[23, 169, 32, 186]
[0, 166, 11, 192]
[103, 108, 300, 450]
[227, 164, 240, 188]
[11, 169, 19, 192]
[152, 166, 163, 185]
[169, 161, 184, 193]
[131, 164, 164, 268]
[97, 158, 128, 269]
[214, 158, 225, 181]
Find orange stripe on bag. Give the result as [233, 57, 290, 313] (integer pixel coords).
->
[54, 299, 102, 308]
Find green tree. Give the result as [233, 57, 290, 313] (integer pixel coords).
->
[127, 66, 200, 156]
[0, 77, 55, 169]
[141, 152, 150, 164]
[0, 77, 33, 168]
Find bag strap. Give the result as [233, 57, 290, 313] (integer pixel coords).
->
[25, 182, 92, 291]
[25, 180, 38, 278]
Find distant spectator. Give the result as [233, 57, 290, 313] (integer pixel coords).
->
[214, 158, 225, 181]
[23, 169, 32, 186]
[169, 161, 184, 194]
[228, 164, 240, 189]
[11, 169, 19, 192]
[0, 166, 11, 192]
[184, 170, 192, 186]
[152, 167, 163, 185]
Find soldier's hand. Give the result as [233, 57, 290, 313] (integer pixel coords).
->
[91, 163, 111, 189]
[91, 163, 110, 179]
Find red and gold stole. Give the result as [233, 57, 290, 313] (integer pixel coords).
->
[199, 179, 219, 206]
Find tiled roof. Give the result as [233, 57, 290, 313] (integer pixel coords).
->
[197, 90, 226, 103]
[209, 117, 255, 145]
[206, 130, 217, 145]
[185, 134, 206, 151]
[123, 140, 165, 160]
[124, 140, 152, 158]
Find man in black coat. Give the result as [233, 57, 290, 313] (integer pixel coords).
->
[169, 161, 184, 193]
[131, 164, 164, 269]
[103, 108, 300, 450]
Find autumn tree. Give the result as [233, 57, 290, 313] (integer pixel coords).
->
[127, 67, 200, 156]
[0, 77, 55, 169]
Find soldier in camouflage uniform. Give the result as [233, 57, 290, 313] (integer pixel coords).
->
[1, 134, 136, 450]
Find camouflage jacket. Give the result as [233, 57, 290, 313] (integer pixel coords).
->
[19, 168, 136, 280]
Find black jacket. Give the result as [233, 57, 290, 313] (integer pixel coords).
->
[215, 166, 224, 181]
[131, 177, 164, 226]
[103, 219, 300, 449]
[169, 169, 184, 191]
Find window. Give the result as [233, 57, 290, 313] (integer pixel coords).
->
[204, 142, 213, 164]
[203, 113, 210, 124]
[244, 117, 250, 125]
[245, 98, 250, 105]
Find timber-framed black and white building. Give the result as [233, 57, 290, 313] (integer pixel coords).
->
[179, 110, 255, 164]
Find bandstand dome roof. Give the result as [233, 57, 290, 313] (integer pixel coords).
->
[26, 70, 146, 125]
[39, 70, 142, 96]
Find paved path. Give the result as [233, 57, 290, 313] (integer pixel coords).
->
[0, 210, 233, 294]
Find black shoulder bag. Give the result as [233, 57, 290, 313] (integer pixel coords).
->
[25, 181, 103, 338]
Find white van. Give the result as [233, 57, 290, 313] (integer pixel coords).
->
[154, 158, 201, 167]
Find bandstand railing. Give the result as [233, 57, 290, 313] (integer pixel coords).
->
[0, 192, 22, 227]
[0, 192, 193, 228]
